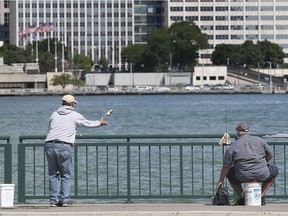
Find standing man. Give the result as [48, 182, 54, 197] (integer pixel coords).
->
[45, 95, 107, 207]
[216, 122, 278, 205]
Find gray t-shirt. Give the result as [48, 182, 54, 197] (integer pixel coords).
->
[223, 134, 273, 182]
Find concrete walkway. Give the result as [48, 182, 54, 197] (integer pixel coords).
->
[1, 203, 288, 216]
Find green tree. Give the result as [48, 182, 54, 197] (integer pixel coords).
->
[72, 54, 94, 71]
[147, 27, 170, 71]
[39, 52, 55, 72]
[211, 44, 240, 65]
[168, 21, 208, 70]
[212, 40, 285, 68]
[35, 38, 69, 72]
[240, 40, 264, 67]
[0, 43, 33, 64]
[98, 57, 109, 72]
[122, 44, 149, 72]
[258, 40, 285, 67]
[50, 73, 73, 90]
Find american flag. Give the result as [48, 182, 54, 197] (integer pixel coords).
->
[26, 23, 38, 34]
[35, 22, 54, 33]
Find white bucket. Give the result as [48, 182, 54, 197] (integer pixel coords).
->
[0, 184, 15, 208]
[242, 182, 262, 206]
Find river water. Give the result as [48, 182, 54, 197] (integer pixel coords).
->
[1, 94, 287, 203]
[0, 94, 287, 143]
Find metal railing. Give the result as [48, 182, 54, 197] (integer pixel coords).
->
[0, 136, 12, 184]
[17, 134, 288, 204]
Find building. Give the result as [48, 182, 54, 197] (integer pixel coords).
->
[163, 0, 288, 64]
[0, 0, 9, 43]
[8, 0, 163, 71]
[4, 0, 288, 70]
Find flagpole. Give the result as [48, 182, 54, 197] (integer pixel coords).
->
[55, 37, 58, 73]
[48, 32, 50, 52]
[36, 37, 39, 64]
[62, 32, 64, 73]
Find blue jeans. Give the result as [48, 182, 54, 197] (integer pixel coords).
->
[45, 142, 72, 204]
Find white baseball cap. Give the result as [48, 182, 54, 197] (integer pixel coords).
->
[62, 95, 77, 104]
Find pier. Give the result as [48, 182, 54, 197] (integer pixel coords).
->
[1, 203, 288, 216]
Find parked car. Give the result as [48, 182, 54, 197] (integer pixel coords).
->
[184, 85, 200, 91]
[106, 86, 118, 92]
[134, 86, 152, 91]
[222, 84, 235, 90]
[155, 86, 170, 92]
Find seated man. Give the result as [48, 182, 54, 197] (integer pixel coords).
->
[216, 122, 278, 205]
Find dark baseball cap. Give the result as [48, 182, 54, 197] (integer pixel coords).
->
[236, 122, 249, 132]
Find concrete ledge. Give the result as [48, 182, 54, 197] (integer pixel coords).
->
[1, 204, 288, 216]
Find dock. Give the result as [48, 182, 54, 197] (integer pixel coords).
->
[1, 203, 288, 216]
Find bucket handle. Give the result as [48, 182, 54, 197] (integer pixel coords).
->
[241, 182, 261, 197]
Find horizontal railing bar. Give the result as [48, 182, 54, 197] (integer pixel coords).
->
[18, 133, 288, 142]
[17, 141, 288, 147]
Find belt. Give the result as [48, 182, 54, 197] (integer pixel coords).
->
[45, 140, 73, 146]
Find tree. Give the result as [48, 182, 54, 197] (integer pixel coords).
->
[72, 54, 94, 72]
[0, 43, 33, 64]
[122, 21, 209, 72]
[211, 40, 285, 68]
[258, 40, 285, 67]
[50, 73, 73, 90]
[168, 21, 208, 70]
[39, 52, 55, 72]
[240, 40, 263, 67]
[97, 57, 109, 72]
[147, 28, 170, 71]
[122, 44, 149, 72]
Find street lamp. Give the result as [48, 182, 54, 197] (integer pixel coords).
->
[266, 61, 272, 92]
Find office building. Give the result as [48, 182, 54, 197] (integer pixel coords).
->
[8, 0, 163, 70]
[0, 0, 9, 43]
[163, 0, 288, 64]
[5, 0, 288, 69]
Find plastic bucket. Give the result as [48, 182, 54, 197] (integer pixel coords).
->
[0, 184, 15, 208]
[242, 182, 262, 206]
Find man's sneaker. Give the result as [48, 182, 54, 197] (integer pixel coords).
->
[261, 197, 266, 206]
[50, 203, 58, 207]
[50, 202, 62, 207]
[61, 202, 72, 207]
[234, 197, 245, 206]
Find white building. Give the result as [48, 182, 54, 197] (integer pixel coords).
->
[5, 0, 288, 68]
[8, 0, 162, 70]
[163, 0, 288, 64]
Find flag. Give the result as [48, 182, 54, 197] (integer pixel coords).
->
[35, 22, 54, 33]
[19, 28, 29, 37]
[26, 23, 38, 34]
[35, 22, 46, 34]
[46, 22, 54, 32]
[33, 33, 37, 41]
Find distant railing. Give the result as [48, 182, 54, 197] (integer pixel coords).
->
[0, 136, 12, 184]
[17, 134, 288, 204]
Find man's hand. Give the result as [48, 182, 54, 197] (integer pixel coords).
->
[216, 181, 223, 191]
[100, 117, 108, 126]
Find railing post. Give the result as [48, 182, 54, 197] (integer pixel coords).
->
[18, 138, 26, 203]
[4, 137, 12, 184]
[126, 138, 131, 203]
[180, 145, 183, 195]
[74, 145, 79, 196]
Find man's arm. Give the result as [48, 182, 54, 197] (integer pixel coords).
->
[216, 165, 230, 190]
